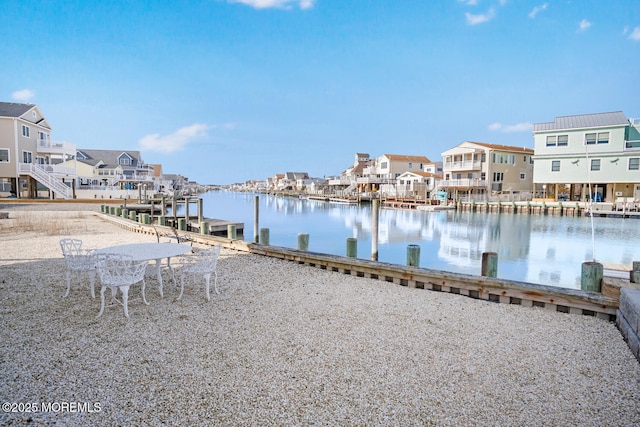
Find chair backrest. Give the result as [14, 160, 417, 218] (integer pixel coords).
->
[96, 253, 147, 287]
[60, 238, 84, 257]
[190, 244, 221, 274]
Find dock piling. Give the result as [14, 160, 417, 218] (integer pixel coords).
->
[298, 233, 309, 251]
[260, 228, 270, 245]
[227, 224, 237, 239]
[407, 245, 420, 267]
[581, 261, 603, 292]
[481, 252, 498, 278]
[346, 237, 357, 258]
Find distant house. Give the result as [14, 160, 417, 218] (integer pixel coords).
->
[0, 102, 76, 198]
[359, 154, 432, 193]
[328, 153, 372, 194]
[396, 163, 443, 199]
[440, 142, 534, 201]
[532, 111, 640, 202]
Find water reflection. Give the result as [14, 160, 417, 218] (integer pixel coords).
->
[200, 191, 640, 290]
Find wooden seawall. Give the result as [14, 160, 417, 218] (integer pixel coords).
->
[98, 212, 619, 321]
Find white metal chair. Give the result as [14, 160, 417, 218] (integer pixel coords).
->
[59, 238, 97, 298]
[177, 244, 222, 301]
[95, 253, 148, 318]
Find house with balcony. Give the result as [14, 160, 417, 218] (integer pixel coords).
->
[0, 102, 76, 199]
[358, 154, 432, 195]
[532, 111, 640, 203]
[58, 149, 158, 197]
[440, 142, 534, 202]
[328, 153, 372, 195]
[395, 161, 443, 199]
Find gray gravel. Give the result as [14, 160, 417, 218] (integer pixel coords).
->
[1, 209, 639, 426]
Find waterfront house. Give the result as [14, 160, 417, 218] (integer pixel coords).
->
[328, 153, 372, 195]
[440, 142, 534, 202]
[359, 154, 432, 194]
[395, 162, 443, 199]
[0, 102, 76, 199]
[532, 111, 640, 203]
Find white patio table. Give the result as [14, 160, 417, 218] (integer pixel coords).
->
[95, 243, 192, 297]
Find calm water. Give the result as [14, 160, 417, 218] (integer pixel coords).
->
[197, 191, 640, 290]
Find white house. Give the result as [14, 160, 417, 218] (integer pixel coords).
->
[532, 111, 640, 202]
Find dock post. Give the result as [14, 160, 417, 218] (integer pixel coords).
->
[129, 211, 137, 222]
[144, 214, 151, 225]
[185, 198, 190, 226]
[346, 237, 357, 258]
[298, 233, 309, 251]
[172, 198, 177, 225]
[630, 261, 640, 284]
[178, 218, 187, 231]
[371, 199, 379, 261]
[227, 224, 237, 239]
[200, 221, 209, 235]
[197, 198, 203, 225]
[254, 196, 260, 243]
[159, 215, 166, 226]
[581, 261, 603, 292]
[116, 207, 122, 217]
[481, 252, 498, 278]
[122, 208, 128, 219]
[259, 227, 270, 245]
[407, 245, 420, 267]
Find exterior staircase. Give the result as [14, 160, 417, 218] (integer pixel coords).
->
[18, 163, 74, 199]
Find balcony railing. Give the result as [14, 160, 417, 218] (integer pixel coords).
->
[439, 178, 487, 188]
[36, 140, 76, 156]
[443, 160, 482, 171]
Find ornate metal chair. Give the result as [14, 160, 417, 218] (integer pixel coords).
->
[59, 238, 97, 298]
[176, 244, 222, 301]
[95, 253, 148, 318]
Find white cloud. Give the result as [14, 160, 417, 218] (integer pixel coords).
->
[629, 26, 640, 41]
[12, 89, 35, 102]
[488, 122, 532, 133]
[139, 123, 211, 154]
[528, 3, 547, 19]
[466, 8, 495, 25]
[459, 0, 478, 5]
[578, 19, 591, 32]
[229, 0, 314, 9]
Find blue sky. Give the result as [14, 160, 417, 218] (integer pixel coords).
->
[2, 0, 639, 184]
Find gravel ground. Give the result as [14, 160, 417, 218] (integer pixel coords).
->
[1, 207, 639, 426]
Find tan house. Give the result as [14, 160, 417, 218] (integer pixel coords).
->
[440, 141, 534, 201]
[0, 102, 76, 198]
[359, 154, 432, 193]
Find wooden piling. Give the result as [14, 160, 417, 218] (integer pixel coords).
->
[631, 261, 640, 284]
[178, 218, 186, 231]
[227, 224, 237, 239]
[407, 245, 420, 267]
[481, 252, 498, 278]
[254, 196, 260, 243]
[298, 233, 309, 251]
[581, 261, 603, 292]
[346, 237, 357, 258]
[371, 199, 379, 261]
[200, 221, 209, 235]
[260, 228, 270, 245]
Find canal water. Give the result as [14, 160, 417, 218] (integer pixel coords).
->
[198, 190, 640, 290]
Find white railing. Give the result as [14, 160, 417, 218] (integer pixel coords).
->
[444, 160, 482, 171]
[439, 179, 487, 188]
[328, 177, 355, 186]
[19, 163, 73, 199]
[36, 140, 76, 155]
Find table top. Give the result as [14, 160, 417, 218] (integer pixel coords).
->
[95, 243, 192, 261]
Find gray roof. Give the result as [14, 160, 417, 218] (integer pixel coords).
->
[533, 111, 629, 132]
[0, 102, 35, 118]
[76, 149, 143, 169]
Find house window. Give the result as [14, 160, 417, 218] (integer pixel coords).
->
[629, 158, 639, 170]
[492, 172, 504, 182]
[480, 172, 486, 181]
[546, 136, 556, 146]
[557, 135, 568, 146]
[597, 132, 609, 144]
[481, 153, 486, 162]
[38, 131, 48, 141]
[585, 133, 597, 145]
[21, 125, 30, 137]
[22, 151, 32, 164]
[408, 162, 412, 169]
[590, 159, 601, 171]
[492, 153, 515, 164]
[419, 163, 423, 170]
[551, 160, 560, 172]
[0, 149, 9, 163]
[380, 162, 388, 169]
[119, 157, 131, 166]
[520, 173, 526, 180]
